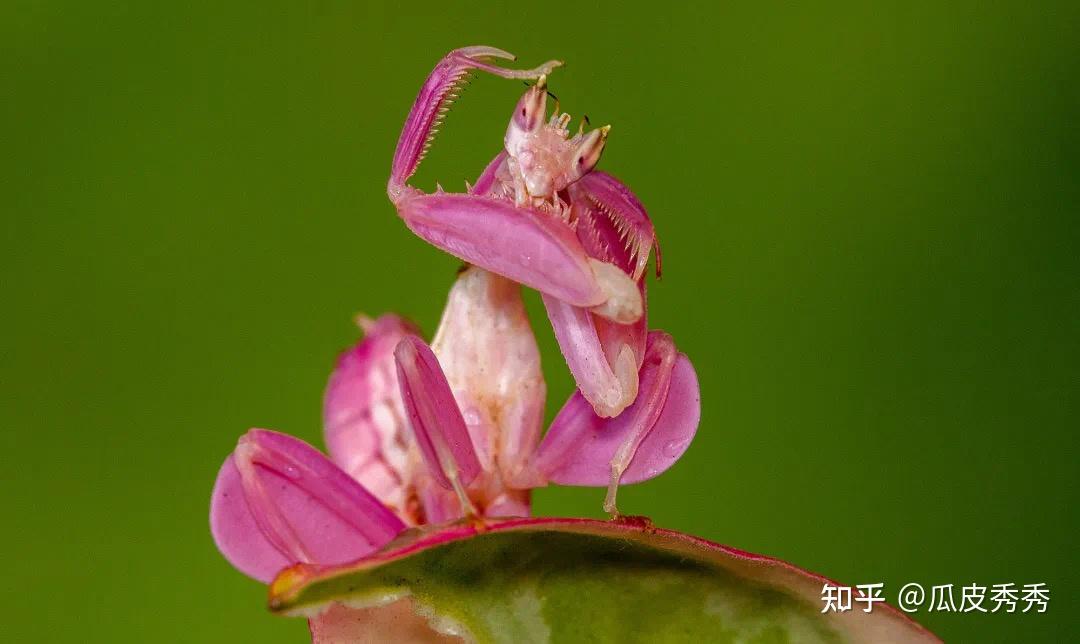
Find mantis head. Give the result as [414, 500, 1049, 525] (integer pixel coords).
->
[504, 75, 610, 200]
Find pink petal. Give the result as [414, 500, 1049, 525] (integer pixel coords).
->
[209, 429, 405, 583]
[394, 335, 482, 492]
[534, 332, 700, 485]
[323, 314, 418, 513]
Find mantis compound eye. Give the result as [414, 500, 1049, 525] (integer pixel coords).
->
[507, 77, 548, 139]
[571, 125, 610, 180]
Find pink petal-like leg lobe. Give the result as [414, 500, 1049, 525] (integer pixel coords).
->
[209, 429, 405, 583]
[389, 47, 560, 196]
[394, 335, 482, 512]
[413, 468, 466, 525]
[483, 492, 532, 519]
[395, 192, 610, 308]
[323, 314, 418, 515]
[533, 332, 700, 513]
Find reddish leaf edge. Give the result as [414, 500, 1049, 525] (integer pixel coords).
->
[269, 515, 940, 643]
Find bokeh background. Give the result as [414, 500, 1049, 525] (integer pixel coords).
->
[3, 2, 1077, 641]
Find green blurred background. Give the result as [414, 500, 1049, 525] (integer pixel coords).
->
[3, 1, 1076, 641]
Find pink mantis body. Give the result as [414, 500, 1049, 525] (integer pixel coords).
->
[387, 46, 694, 512]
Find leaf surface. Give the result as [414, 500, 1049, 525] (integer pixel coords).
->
[270, 517, 939, 644]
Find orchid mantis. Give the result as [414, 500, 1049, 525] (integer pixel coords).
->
[387, 47, 696, 511]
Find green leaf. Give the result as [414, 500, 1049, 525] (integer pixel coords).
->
[269, 517, 938, 643]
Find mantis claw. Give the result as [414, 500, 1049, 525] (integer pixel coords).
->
[457, 47, 562, 80]
[456, 45, 517, 61]
[389, 47, 562, 195]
